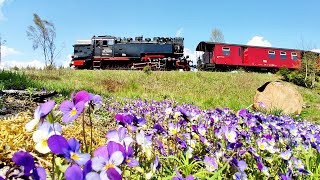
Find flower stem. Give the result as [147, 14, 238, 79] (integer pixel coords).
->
[82, 111, 88, 152]
[88, 104, 93, 155]
[52, 154, 55, 180]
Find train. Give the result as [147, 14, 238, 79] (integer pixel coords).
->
[70, 35, 320, 71]
[70, 35, 191, 71]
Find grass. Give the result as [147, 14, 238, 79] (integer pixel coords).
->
[9, 68, 318, 122]
[0, 70, 36, 90]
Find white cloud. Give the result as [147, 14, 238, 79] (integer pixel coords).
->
[1, 45, 21, 57]
[0, 0, 8, 21]
[61, 54, 72, 68]
[176, 28, 183, 37]
[0, 59, 45, 69]
[184, 48, 204, 66]
[311, 49, 320, 53]
[247, 36, 272, 47]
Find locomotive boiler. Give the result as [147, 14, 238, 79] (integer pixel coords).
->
[71, 35, 191, 70]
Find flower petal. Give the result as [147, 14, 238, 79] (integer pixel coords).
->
[65, 164, 83, 180]
[75, 101, 85, 115]
[109, 151, 124, 166]
[35, 140, 51, 154]
[186, 175, 195, 180]
[92, 156, 107, 172]
[83, 160, 92, 177]
[25, 118, 40, 132]
[68, 138, 80, 152]
[118, 127, 126, 141]
[107, 168, 122, 180]
[35, 167, 46, 180]
[106, 130, 120, 143]
[74, 152, 91, 166]
[39, 100, 55, 117]
[48, 135, 69, 155]
[123, 137, 134, 147]
[62, 113, 77, 123]
[107, 142, 125, 156]
[86, 172, 101, 180]
[32, 129, 48, 143]
[60, 100, 74, 114]
[75, 90, 90, 104]
[12, 151, 35, 176]
[100, 171, 110, 180]
[127, 158, 139, 167]
[94, 146, 109, 159]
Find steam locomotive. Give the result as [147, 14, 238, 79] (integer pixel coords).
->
[71, 35, 191, 70]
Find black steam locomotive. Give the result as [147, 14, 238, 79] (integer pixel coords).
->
[71, 35, 191, 70]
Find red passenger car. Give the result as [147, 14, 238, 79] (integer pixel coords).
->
[196, 42, 301, 71]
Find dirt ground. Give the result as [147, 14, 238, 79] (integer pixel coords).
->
[0, 95, 36, 120]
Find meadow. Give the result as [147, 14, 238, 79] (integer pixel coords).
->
[19, 69, 320, 122]
[1, 69, 320, 180]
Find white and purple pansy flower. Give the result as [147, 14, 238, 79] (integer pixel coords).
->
[91, 141, 125, 180]
[25, 100, 55, 132]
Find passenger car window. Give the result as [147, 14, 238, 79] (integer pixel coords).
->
[280, 51, 287, 60]
[268, 50, 275, 59]
[291, 52, 298, 60]
[222, 47, 230, 56]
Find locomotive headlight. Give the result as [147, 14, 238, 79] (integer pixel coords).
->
[74, 55, 78, 58]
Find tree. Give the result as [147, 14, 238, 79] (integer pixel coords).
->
[279, 38, 320, 89]
[26, 13, 56, 66]
[298, 37, 319, 88]
[300, 51, 319, 88]
[210, 28, 225, 43]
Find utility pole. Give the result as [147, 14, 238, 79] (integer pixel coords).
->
[0, 34, 6, 65]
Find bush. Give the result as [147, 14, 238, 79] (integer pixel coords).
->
[143, 65, 152, 75]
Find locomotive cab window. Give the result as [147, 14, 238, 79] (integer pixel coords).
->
[280, 51, 287, 60]
[291, 52, 298, 60]
[222, 47, 230, 56]
[268, 50, 275, 59]
[103, 41, 108, 46]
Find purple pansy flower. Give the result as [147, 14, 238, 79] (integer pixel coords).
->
[32, 121, 62, 154]
[11, 151, 46, 180]
[204, 156, 218, 172]
[136, 130, 153, 158]
[280, 150, 292, 160]
[65, 160, 92, 180]
[25, 100, 55, 131]
[125, 146, 139, 167]
[146, 156, 161, 179]
[168, 122, 180, 136]
[225, 129, 237, 143]
[90, 93, 103, 111]
[231, 157, 247, 172]
[257, 161, 269, 176]
[92, 141, 125, 180]
[278, 169, 292, 180]
[60, 90, 90, 123]
[48, 135, 90, 166]
[106, 127, 134, 148]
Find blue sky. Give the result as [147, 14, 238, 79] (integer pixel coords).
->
[0, 0, 320, 68]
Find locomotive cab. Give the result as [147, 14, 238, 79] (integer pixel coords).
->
[93, 36, 116, 57]
[71, 40, 93, 69]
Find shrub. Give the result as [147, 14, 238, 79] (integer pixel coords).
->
[143, 65, 152, 75]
